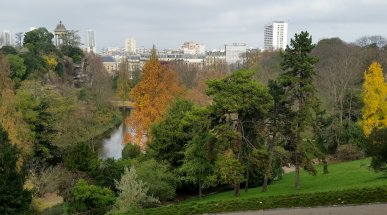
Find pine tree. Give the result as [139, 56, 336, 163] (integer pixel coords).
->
[362, 61, 387, 137]
[0, 127, 31, 215]
[128, 46, 183, 146]
[279, 31, 319, 190]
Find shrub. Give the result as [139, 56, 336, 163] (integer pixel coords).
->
[136, 159, 177, 201]
[92, 158, 131, 191]
[66, 179, 115, 215]
[126, 186, 387, 215]
[122, 143, 141, 159]
[367, 128, 387, 172]
[64, 142, 99, 172]
[335, 144, 364, 161]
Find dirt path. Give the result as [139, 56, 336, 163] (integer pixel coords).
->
[213, 203, 387, 215]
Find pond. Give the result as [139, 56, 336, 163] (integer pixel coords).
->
[99, 123, 125, 159]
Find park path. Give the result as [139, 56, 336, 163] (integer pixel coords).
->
[213, 203, 387, 215]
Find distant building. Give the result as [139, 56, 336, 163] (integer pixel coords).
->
[54, 21, 67, 47]
[0, 30, 12, 47]
[85, 29, 96, 53]
[125, 38, 136, 54]
[225, 43, 246, 64]
[264, 21, 288, 51]
[181, 42, 205, 55]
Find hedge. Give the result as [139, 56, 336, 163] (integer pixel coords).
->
[124, 186, 387, 215]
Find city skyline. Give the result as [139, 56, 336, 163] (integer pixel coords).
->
[1, 0, 387, 51]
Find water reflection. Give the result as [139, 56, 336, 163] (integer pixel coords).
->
[100, 124, 125, 159]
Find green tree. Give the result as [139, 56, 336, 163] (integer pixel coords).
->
[206, 69, 273, 196]
[6, 54, 27, 86]
[278, 31, 319, 190]
[361, 61, 387, 137]
[149, 99, 194, 168]
[109, 167, 159, 214]
[367, 128, 387, 171]
[23, 27, 54, 54]
[179, 107, 213, 198]
[122, 143, 141, 159]
[64, 142, 99, 172]
[0, 127, 32, 215]
[66, 179, 115, 215]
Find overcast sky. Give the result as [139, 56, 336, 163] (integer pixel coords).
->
[1, 0, 387, 51]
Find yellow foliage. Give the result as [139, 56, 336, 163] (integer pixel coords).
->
[128, 48, 184, 145]
[0, 55, 33, 156]
[362, 61, 387, 137]
[43, 54, 58, 71]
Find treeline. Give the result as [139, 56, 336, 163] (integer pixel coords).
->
[0, 27, 120, 214]
[1, 28, 386, 215]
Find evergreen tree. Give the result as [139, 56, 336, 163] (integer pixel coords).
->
[116, 58, 131, 101]
[0, 127, 31, 215]
[278, 31, 319, 190]
[362, 61, 387, 137]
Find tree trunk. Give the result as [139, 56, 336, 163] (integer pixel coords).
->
[245, 165, 249, 193]
[198, 181, 202, 198]
[295, 154, 301, 190]
[234, 181, 240, 197]
[323, 158, 329, 174]
[262, 142, 274, 192]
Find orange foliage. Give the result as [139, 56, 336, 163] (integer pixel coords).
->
[128, 48, 184, 144]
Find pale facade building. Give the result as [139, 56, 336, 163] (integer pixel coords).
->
[85, 29, 96, 53]
[264, 21, 288, 51]
[0, 30, 12, 47]
[181, 42, 205, 55]
[125, 38, 136, 54]
[225, 43, 247, 64]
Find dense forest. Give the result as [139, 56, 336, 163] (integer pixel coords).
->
[0, 28, 386, 215]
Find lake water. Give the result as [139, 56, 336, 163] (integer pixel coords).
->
[100, 124, 125, 159]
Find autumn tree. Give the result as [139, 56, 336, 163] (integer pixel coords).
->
[128, 47, 183, 145]
[362, 61, 387, 137]
[0, 54, 32, 155]
[278, 31, 319, 190]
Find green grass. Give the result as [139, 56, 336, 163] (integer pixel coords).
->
[183, 158, 387, 204]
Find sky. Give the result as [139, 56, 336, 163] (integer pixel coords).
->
[1, 0, 387, 51]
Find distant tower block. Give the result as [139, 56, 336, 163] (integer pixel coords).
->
[264, 21, 288, 51]
[54, 21, 67, 46]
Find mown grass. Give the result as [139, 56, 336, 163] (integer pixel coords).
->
[183, 158, 387, 204]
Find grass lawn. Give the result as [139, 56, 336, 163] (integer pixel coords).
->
[182, 158, 387, 204]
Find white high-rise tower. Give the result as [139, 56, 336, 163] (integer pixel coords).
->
[85, 29, 96, 53]
[264, 21, 288, 51]
[1, 30, 12, 47]
[125, 38, 136, 54]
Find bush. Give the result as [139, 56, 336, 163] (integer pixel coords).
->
[335, 144, 364, 161]
[91, 158, 131, 191]
[136, 159, 177, 201]
[66, 179, 115, 215]
[64, 142, 99, 172]
[126, 186, 387, 215]
[367, 128, 387, 172]
[122, 143, 141, 159]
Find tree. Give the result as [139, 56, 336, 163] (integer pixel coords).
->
[149, 99, 194, 168]
[23, 27, 54, 54]
[206, 69, 273, 196]
[361, 61, 387, 137]
[122, 143, 141, 159]
[367, 128, 387, 172]
[278, 31, 319, 190]
[0, 54, 32, 155]
[109, 167, 159, 214]
[116, 58, 131, 100]
[0, 126, 32, 215]
[129, 47, 184, 146]
[6, 54, 27, 86]
[179, 107, 213, 197]
[64, 142, 99, 172]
